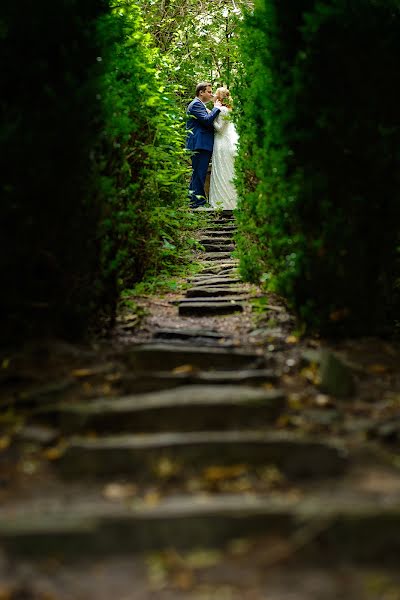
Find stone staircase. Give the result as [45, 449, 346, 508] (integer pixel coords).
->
[1, 209, 400, 579]
[178, 211, 244, 317]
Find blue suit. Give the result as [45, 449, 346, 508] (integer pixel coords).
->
[186, 98, 220, 207]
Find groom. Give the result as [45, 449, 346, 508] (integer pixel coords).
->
[186, 82, 222, 208]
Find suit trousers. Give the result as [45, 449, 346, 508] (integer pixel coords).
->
[189, 149, 212, 207]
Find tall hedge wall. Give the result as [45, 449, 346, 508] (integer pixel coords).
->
[97, 3, 191, 295]
[0, 0, 191, 343]
[235, 0, 400, 334]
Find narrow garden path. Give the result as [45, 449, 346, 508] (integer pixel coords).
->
[1, 210, 400, 598]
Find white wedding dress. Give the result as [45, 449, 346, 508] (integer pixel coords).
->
[209, 106, 239, 209]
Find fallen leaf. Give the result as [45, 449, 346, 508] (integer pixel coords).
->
[172, 364, 197, 374]
[329, 308, 350, 322]
[288, 394, 305, 410]
[105, 372, 121, 382]
[367, 364, 390, 375]
[172, 570, 194, 591]
[103, 483, 137, 500]
[0, 586, 12, 600]
[203, 464, 247, 482]
[314, 394, 333, 407]
[71, 368, 95, 378]
[300, 366, 320, 385]
[262, 382, 275, 390]
[0, 436, 11, 450]
[143, 490, 161, 507]
[43, 443, 66, 460]
[185, 549, 222, 569]
[259, 465, 285, 486]
[286, 335, 299, 344]
[154, 457, 181, 479]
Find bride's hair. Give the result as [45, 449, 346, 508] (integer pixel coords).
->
[215, 87, 233, 108]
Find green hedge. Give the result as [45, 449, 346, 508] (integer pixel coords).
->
[235, 0, 400, 334]
[0, 0, 192, 342]
[97, 3, 192, 294]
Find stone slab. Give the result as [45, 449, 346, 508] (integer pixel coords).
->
[56, 431, 347, 480]
[201, 252, 233, 261]
[36, 385, 286, 433]
[120, 344, 264, 372]
[153, 328, 227, 341]
[200, 260, 239, 269]
[186, 287, 244, 298]
[199, 233, 234, 240]
[202, 228, 236, 235]
[199, 238, 234, 244]
[116, 369, 278, 395]
[178, 296, 247, 305]
[211, 218, 235, 224]
[193, 208, 234, 218]
[189, 277, 242, 287]
[201, 244, 235, 253]
[197, 269, 237, 278]
[2, 493, 400, 561]
[178, 302, 244, 316]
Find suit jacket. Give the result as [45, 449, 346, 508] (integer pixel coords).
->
[186, 98, 221, 152]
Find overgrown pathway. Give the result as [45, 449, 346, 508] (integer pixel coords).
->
[1, 210, 400, 598]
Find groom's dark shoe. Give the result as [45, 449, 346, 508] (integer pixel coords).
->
[190, 196, 207, 209]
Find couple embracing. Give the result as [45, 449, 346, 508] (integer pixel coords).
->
[186, 82, 239, 210]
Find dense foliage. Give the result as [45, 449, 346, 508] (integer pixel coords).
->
[235, 0, 400, 334]
[0, 0, 195, 342]
[136, 0, 252, 103]
[97, 1, 193, 295]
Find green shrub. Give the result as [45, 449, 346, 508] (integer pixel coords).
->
[236, 0, 400, 334]
[97, 3, 192, 294]
[0, 0, 194, 343]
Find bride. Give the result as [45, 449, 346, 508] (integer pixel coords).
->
[209, 87, 239, 210]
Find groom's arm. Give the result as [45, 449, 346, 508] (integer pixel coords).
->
[188, 102, 220, 128]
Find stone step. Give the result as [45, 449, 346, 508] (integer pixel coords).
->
[150, 336, 235, 348]
[56, 431, 347, 480]
[35, 385, 286, 434]
[210, 222, 235, 228]
[200, 260, 239, 270]
[119, 344, 265, 372]
[186, 287, 245, 298]
[152, 328, 233, 347]
[199, 267, 237, 277]
[177, 296, 250, 306]
[119, 368, 278, 392]
[201, 252, 233, 261]
[153, 328, 228, 341]
[199, 238, 234, 245]
[1, 490, 399, 562]
[189, 277, 242, 286]
[202, 229, 236, 237]
[201, 243, 235, 253]
[194, 208, 234, 218]
[199, 232, 234, 240]
[200, 261, 237, 270]
[178, 301, 244, 316]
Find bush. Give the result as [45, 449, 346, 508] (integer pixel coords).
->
[235, 0, 400, 334]
[0, 0, 193, 343]
[97, 3, 192, 295]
